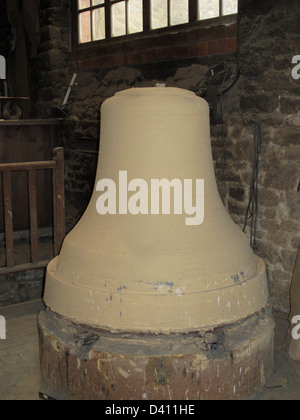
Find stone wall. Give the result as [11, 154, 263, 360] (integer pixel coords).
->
[35, 0, 72, 114]
[207, 0, 300, 314]
[236, 0, 300, 313]
[61, 58, 238, 222]
[0, 269, 44, 307]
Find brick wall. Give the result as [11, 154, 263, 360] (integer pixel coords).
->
[71, 20, 237, 69]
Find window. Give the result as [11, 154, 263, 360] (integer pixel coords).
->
[200, 0, 238, 19]
[78, 0, 144, 42]
[151, 0, 189, 30]
[77, 0, 238, 44]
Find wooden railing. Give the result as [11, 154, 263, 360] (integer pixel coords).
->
[0, 147, 65, 276]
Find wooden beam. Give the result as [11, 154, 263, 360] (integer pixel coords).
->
[2, 171, 14, 267]
[0, 161, 55, 173]
[28, 170, 39, 264]
[52, 148, 66, 256]
[143, 0, 151, 31]
[105, 0, 111, 39]
[189, 0, 198, 22]
[0, 260, 50, 276]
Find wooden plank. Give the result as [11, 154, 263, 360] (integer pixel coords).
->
[288, 248, 300, 360]
[189, 0, 198, 22]
[290, 248, 300, 319]
[28, 170, 39, 263]
[2, 171, 14, 267]
[0, 161, 56, 173]
[105, 0, 111, 40]
[143, 0, 151, 31]
[0, 260, 50, 276]
[0, 119, 63, 127]
[52, 148, 66, 256]
[0, 173, 3, 235]
[0, 97, 30, 100]
[52, 168, 58, 257]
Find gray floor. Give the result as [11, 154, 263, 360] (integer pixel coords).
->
[0, 300, 43, 400]
[0, 300, 300, 400]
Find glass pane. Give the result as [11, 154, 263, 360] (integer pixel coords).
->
[128, 0, 143, 34]
[92, 0, 104, 5]
[223, 0, 238, 15]
[93, 7, 105, 40]
[78, 0, 90, 10]
[170, 0, 189, 26]
[112, 2, 126, 37]
[198, 0, 220, 20]
[79, 11, 91, 43]
[151, 0, 168, 29]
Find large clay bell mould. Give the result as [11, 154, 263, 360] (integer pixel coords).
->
[44, 87, 268, 333]
[39, 88, 274, 400]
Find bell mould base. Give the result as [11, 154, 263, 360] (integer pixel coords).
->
[38, 308, 274, 401]
[44, 256, 269, 334]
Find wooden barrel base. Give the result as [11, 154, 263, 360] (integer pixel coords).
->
[38, 308, 274, 400]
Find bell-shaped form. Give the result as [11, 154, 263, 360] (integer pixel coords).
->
[44, 88, 268, 333]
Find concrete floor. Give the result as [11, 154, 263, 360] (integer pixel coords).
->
[0, 300, 300, 400]
[0, 300, 42, 400]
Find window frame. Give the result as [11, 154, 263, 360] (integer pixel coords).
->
[75, 0, 237, 47]
[71, 0, 238, 71]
